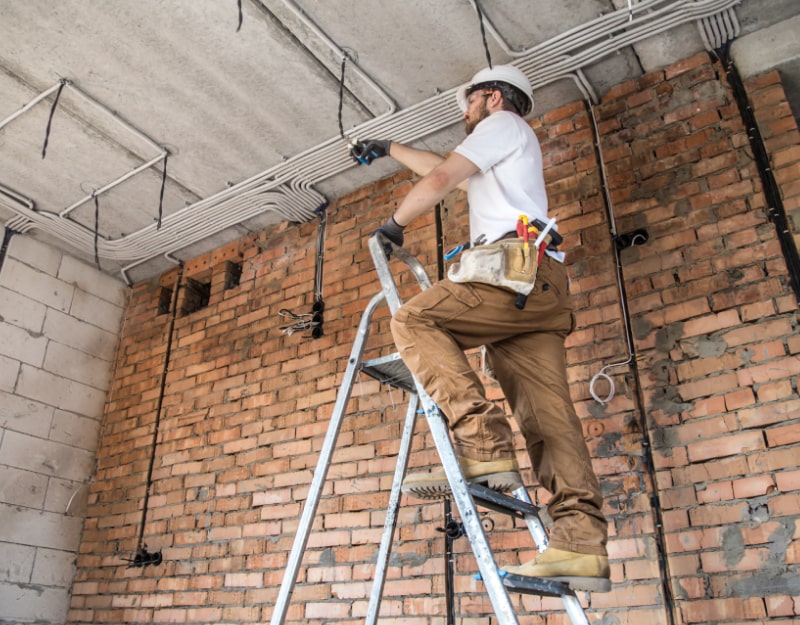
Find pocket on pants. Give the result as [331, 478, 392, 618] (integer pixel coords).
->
[401, 280, 483, 323]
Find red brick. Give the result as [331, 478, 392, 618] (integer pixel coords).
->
[687, 431, 766, 462]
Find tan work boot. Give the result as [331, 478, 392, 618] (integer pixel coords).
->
[402, 456, 522, 500]
[502, 547, 611, 593]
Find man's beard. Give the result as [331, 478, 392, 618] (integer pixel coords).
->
[464, 101, 490, 135]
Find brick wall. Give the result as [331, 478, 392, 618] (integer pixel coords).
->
[67, 52, 799, 625]
[0, 235, 127, 624]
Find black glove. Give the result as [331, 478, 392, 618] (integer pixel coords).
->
[350, 139, 391, 165]
[372, 216, 405, 257]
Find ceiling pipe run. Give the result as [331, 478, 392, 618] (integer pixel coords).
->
[1, 0, 741, 284]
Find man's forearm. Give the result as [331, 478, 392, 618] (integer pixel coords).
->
[389, 142, 446, 178]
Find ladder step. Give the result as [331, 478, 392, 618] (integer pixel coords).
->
[361, 352, 416, 393]
[468, 483, 542, 520]
[501, 572, 574, 598]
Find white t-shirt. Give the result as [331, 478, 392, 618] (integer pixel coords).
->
[454, 110, 550, 245]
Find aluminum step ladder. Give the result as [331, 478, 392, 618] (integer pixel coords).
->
[269, 234, 595, 625]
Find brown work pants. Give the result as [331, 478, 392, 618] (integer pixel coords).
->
[390, 254, 607, 555]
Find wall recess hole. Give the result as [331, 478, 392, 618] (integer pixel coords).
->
[224, 261, 243, 291]
[157, 286, 173, 315]
[182, 278, 211, 315]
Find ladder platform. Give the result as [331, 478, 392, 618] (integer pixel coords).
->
[468, 483, 542, 520]
[501, 572, 575, 598]
[361, 352, 416, 393]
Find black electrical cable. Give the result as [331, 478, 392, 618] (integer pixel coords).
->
[473, 0, 492, 69]
[93, 193, 101, 270]
[442, 499, 457, 625]
[236, 0, 243, 32]
[434, 202, 445, 281]
[586, 100, 677, 625]
[157, 151, 169, 230]
[338, 55, 347, 139]
[279, 202, 328, 338]
[0, 227, 16, 275]
[41, 79, 67, 159]
[714, 44, 800, 304]
[133, 267, 182, 558]
[311, 204, 327, 339]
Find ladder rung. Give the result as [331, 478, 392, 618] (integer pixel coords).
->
[468, 483, 542, 520]
[361, 352, 416, 393]
[501, 572, 574, 598]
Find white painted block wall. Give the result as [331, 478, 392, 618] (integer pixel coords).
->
[0, 234, 127, 625]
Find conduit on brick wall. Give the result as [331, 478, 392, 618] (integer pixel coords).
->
[716, 43, 800, 304]
[129, 266, 184, 569]
[586, 97, 678, 625]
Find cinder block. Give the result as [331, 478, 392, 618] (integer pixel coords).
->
[49, 409, 101, 450]
[0, 430, 94, 483]
[0, 320, 48, 367]
[7, 235, 62, 276]
[30, 546, 77, 587]
[58, 254, 128, 308]
[0, 464, 48, 507]
[0, 579, 69, 621]
[0, 541, 35, 583]
[43, 341, 112, 390]
[69, 289, 125, 334]
[0, 354, 19, 393]
[16, 364, 107, 417]
[0, 502, 84, 552]
[42, 309, 119, 362]
[0, 258, 74, 313]
[0, 391, 55, 437]
[44, 476, 90, 516]
[0, 286, 47, 333]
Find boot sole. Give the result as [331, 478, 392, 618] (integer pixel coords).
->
[402, 471, 523, 500]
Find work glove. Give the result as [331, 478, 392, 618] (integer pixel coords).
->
[350, 139, 391, 165]
[372, 216, 405, 257]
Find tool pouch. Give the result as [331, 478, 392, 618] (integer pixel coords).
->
[447, 238, 538, 296]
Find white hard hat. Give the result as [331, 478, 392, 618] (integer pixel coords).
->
[456, 64, 534, 116]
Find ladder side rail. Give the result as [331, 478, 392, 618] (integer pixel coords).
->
[369, 234, 432, 315]
[365, 394, 420, 625]
[418, 391, 521, 625]
[510, 486, 550, 551]
[562, 596, 592, 625]
[270, 291, 386, 625]
[369, 234, 520, 625]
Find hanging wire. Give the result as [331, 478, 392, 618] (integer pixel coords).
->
[628, 0, 634, 22]
[157, 151, 169, 230]
[41, 78, 67, 159]
[278, 203, 328, 338]
[236, 0, 243, 32]
[337, 54, 348, 139]
[92, 192, 101, 270]
[278, 309, 318, 335]
[473, 0, 492, 68]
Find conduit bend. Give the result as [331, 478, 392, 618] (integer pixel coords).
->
[0, 0, 741, 283]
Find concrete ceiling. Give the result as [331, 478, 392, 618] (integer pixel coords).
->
[1, 0, 798, 284]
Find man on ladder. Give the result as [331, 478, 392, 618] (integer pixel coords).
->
[351, 64, 609, 592]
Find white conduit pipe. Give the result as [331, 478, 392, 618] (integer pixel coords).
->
[59, 151, 168, 217]
[2, 0, 740, 283]
[279, 0, 396, 117]
[0, 82, 65, 130]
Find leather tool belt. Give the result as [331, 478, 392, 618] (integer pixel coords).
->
[447, 217, 561, 298]
[447, 237, 539, 296]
